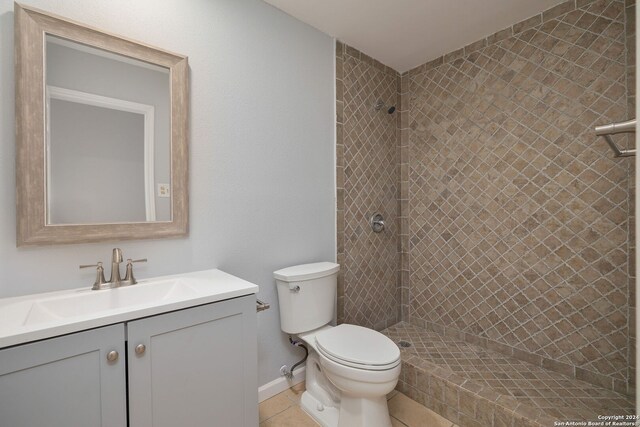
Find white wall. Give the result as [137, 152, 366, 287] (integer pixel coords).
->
[0, 0, 335, 388]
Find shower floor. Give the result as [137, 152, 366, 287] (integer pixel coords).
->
[382, 322, 634, 423]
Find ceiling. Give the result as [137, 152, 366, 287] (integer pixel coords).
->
[262, 0, 567, 73]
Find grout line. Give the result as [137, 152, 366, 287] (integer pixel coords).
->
[258, 392, 296, 424]
[391, 415, 410, 426]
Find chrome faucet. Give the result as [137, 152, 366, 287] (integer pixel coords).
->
[81, 248, 147, 290]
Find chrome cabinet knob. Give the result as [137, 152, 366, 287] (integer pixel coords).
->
[135, 344, 146, 355]
[106, 350, 119, 362]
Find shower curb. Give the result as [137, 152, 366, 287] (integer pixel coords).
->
[395, 353, 558, 427]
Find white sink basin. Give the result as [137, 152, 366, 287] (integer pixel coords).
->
[0, 269, 259, 348]
[23, 279, 198, 326]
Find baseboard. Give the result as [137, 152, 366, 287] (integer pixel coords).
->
[258, 366, 306, 402]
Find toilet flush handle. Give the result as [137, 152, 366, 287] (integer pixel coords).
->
[289, 283, 301, 292]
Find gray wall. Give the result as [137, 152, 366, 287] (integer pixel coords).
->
[0, 0, 335, 389]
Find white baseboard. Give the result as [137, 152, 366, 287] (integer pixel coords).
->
[258, 366, 306, 402]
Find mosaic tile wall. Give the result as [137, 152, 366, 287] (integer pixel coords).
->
[336, 43, 400, 330]
[624, 0, 636, 393]
[404, 0, 634, 392]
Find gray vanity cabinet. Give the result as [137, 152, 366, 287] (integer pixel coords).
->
[127, 294, 258, 427]
[0, 295, 257, 427]
[0, 324, 127, 427]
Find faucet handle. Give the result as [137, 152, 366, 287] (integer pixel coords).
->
[79, 262, 102, 269]
[124, 258, 147, 285]
[80, 262, 108, 290]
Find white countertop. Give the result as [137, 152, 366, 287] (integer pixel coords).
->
[0, 269, 259, 349]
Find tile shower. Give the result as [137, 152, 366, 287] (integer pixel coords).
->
[337, 0, 636, 425]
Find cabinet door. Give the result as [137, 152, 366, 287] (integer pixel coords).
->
[128, 295, 257, 427]
[0, 324, 127, 427]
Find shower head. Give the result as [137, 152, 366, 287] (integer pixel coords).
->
[374, 99, 396, 114]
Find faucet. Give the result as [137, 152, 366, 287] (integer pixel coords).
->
[109, 248, 124, 286]
[81, 248, 147, 290]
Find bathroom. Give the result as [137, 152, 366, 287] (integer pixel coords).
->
[0, 0, 637, 426]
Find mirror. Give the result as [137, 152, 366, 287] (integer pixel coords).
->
[46, 35, 171, 224]
[15, 4, 188, 245]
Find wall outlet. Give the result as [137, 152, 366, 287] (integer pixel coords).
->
[157, 183, 170, 198]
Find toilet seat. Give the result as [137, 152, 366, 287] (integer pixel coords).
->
[315, 324, 400, 371]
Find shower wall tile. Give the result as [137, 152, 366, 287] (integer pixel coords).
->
[624, 0, 636, 394]
[405, 0, 633, 391]
[336, 41, 346, 325]
[400, 74, 411, 322]
[336, 43, 400, 329]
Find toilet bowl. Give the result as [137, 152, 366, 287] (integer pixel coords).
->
[274, 263, 401, 427]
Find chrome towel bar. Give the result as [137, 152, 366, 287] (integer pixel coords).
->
[595, 118, 636, 157]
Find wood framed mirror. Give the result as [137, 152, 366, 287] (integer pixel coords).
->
[15, 3, 188, 246]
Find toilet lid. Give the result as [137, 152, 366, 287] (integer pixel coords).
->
[315, 324, 400, 369]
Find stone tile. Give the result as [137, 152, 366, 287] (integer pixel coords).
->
[261, 405, 318, 427]
[391, 416, 409, 427]
[382, 323, 636, 421]
[261, 384, 436, 427]
[513, 14, 542, 33]
[404, 0, 632, 390]
[488, 27, 513, 45]
[282, 381, 305, 404]
[338, 43, 399, 328]
[543, 1, 576, 21]
[259, 393, 294, 422]
[389, 392, 454, 427]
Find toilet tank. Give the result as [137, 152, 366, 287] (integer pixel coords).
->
[274, 262, 340, 334]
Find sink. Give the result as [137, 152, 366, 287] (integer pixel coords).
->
[23, 279, 198, 326]
[0, 269, 259, 349]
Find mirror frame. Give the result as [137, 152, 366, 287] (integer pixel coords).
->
[15, 3, 189, 246]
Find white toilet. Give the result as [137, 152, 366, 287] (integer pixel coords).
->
[274, 262, 401, 427]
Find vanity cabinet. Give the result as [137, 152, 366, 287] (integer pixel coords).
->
[0, 295, 257, 427]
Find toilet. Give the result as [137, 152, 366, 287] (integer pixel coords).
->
[274, 262, 401, 427]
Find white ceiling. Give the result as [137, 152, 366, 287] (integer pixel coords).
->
[262, 0, 566, 73]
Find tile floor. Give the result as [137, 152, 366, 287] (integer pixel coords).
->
[383, 322, 635, 420]
[259, 382, 457, 427]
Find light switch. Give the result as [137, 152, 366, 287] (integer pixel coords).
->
[157, 183, 170, 198]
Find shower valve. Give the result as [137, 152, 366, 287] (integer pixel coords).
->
[371, 213, 385, 233]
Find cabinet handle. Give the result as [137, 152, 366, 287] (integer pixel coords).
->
[135, 344, 146, 355]
[106, 350, 119, 362]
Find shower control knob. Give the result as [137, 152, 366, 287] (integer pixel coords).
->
[370, 213, 385, 233]
[106, 350, 119, 362]
[135, 344, 146, 355]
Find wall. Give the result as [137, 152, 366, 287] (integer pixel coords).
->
[335, 43, 400, 330]
[403, 0, 634, 393]
[624, 0, 636, 394]
[0, 0, 335, 389]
